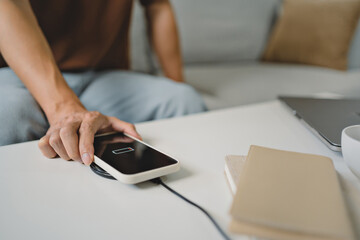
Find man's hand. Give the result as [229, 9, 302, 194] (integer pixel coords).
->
[38, 109, 141, 166]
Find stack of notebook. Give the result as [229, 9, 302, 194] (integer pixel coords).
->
[225, 145, 354, 240]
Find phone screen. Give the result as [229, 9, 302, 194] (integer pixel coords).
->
[94, 132, 178, 175]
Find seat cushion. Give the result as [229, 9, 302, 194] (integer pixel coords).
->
[185, 63, 360, 110]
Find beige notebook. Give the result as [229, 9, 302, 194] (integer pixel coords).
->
[229, 145, 354, 240]
[224, 155, 247, 195]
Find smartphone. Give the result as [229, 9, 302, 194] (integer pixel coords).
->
[93, 132, 180, 184]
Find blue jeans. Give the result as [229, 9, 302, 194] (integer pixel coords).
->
[0, 68, 207, 145]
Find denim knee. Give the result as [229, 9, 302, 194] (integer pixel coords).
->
[155, 82, 207, 119]
[172, 83, 207, 114]
[0, 91, 48, 145]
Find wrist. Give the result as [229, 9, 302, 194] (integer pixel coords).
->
[19, 67, 85, 124]
[44, 96, 86, 125]
[46, 101, 86, 125]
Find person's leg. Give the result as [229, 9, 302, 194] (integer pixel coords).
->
[0, 68, 49, 145]
[79, 71, 207, 123]
[0, 68, 91, 145]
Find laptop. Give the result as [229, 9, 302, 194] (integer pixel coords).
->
[279, 96, 360, 151]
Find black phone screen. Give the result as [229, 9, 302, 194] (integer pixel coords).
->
[94, 132, 178, 175]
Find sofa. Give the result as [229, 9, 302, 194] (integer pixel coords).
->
[130, 0, 360, 110]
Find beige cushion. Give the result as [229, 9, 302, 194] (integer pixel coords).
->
[263, 0, 360, 70]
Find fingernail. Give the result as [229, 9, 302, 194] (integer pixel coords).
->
[82, 153, 92, 166]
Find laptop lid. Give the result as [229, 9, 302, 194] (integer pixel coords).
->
[279, 96, 360, 151]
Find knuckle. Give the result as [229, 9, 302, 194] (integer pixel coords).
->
[92, 111, 101, 118]
[46, 129, 55, 136]
[64, 115, 81, 125]
[82, 121, 91, 129]
[38, 137, 48, 148]
[64, 116, 74, 123]
[79, 122, 93, 134]
[84, 112, 93, 119]
[49, 135, 60, 147]
[85, 111, 101, 120]
[59, 126, 73, 138]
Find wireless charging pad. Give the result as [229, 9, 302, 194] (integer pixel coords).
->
[90, 163, 116, 180]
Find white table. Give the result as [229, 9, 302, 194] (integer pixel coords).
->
[1, 101, 359, 240]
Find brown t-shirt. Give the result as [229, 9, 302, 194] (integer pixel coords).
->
[0, 0, 148, 71]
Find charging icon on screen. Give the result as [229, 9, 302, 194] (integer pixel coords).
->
[112, 147, 135, 155]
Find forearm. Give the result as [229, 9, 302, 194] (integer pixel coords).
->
[145, 0, 184, 82]
[0, 0, 83, 124]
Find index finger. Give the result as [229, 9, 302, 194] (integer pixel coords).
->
[78, 116, 107, 165]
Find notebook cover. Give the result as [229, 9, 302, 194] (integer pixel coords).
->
[224, 155, 247, 195]
[229, 145, 354, 240]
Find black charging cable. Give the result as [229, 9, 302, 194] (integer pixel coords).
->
[151, 178, 231, 240]
[90, 164, 231, 240]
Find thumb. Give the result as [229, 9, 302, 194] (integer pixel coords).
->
[108, 117, 142, 140]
